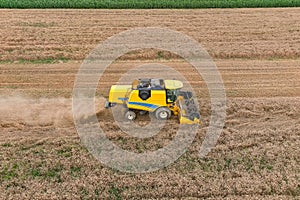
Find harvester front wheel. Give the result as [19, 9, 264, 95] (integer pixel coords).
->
[155, 107, 171, 120]
[125, 110, 136, 121]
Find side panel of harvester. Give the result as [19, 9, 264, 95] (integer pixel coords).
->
[127, 90, 167, 112]
[108, 85, 132, 104]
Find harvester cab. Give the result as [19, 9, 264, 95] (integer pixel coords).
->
[105, 78, 200, 124]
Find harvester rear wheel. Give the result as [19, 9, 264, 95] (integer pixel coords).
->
[125, 110, 136, 121]
[155, 107, 171, 120]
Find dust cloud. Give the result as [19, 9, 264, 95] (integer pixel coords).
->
[0, 95, 106, 128]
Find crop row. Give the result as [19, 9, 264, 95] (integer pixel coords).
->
[0, 0, 300, 9]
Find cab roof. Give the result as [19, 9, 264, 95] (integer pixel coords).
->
[133, 79, 183, 90]
[164, 80, 183, 90]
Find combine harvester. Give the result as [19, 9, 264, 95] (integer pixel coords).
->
[105, 78, 200, 124]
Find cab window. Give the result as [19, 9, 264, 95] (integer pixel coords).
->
[166, 89, 177, 102]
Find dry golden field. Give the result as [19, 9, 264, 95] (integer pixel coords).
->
[0, 9, 299, 199]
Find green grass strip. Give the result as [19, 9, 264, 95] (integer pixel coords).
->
[0, 0, 300, 9]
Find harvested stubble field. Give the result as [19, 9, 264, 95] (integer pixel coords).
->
[0, 8, 300, 199]
[1, 0, 300, 9]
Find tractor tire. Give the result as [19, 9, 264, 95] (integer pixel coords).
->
[155, 107, 171, 120]
[125, 110, 136, 121]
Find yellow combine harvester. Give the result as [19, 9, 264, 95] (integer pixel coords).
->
[105, 78, 200, 124]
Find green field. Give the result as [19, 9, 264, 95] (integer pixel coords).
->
[0, 0, 300, 9]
